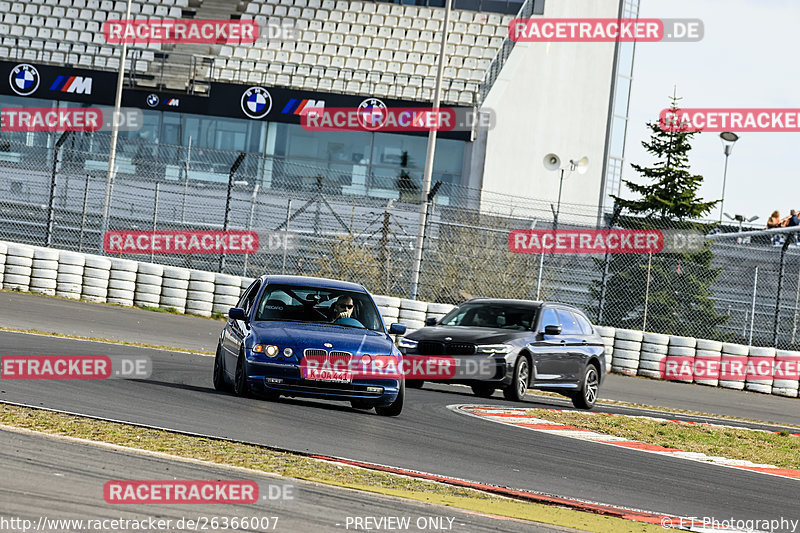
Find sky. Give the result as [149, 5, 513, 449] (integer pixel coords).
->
[622, 0, 800, 227]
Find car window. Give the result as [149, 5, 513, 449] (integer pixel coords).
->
[439, 303, 536, 330]
[539, 308, 559, 331]
[254, 284, 383, 332]
[238, 280, 261, 315]
[573, 312, 594, 335]
[556, 309, 581, 335]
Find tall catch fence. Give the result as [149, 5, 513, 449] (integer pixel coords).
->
[0, 134, 797, 348]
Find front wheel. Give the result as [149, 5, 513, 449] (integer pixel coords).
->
[406, 379, 424, 389]
[213, 345, 231, 392]
[502, 356, 529, 402]
[234, 350, 251, 397]
[375, 381, 404, 416]
[571, 364, 600, 410]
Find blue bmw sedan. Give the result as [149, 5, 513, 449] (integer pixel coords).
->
[213, 275, 407, 416]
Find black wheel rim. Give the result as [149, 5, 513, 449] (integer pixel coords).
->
[517, 359, 529, 397]
[584, 367, 598, 404]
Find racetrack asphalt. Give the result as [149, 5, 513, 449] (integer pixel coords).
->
[1, 330, 798, 529]
[0, 427, 557, 533]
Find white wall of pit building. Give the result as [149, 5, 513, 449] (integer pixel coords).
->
[474, 0, 620, 225]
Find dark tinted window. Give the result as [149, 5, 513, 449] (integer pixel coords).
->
[238, 280, 261, 315]
[539, 308, 559, 331]
[574, 313, 594, 335]
[556, 309, 581, 335]
[254, 285, 382, 331]
[439, 302, 536, 330]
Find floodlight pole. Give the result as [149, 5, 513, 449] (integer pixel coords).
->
[409, 0, 451, 300]
[101, 0, 133, 248]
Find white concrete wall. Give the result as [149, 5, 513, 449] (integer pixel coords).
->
[479, 0, 620, 222]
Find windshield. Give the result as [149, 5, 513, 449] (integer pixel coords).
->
[439, 303, 538, 330]
[254, 285, 383, 332]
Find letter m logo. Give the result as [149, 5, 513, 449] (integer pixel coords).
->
[50, 76, 93, 94]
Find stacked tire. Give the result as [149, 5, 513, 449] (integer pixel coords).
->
[3, 243, 34, 291]
[665, 336, 696, 383]
[29, 247, 59, 296]
[134, 263, 163, 308]
[186, 270, 215, 317]
[241, 276, 256, 294]
[399, 298, 427, 332]
[594, 326, 615, 373]
[0, 242, 6, 286]
[611, 329, 642, 376]
[56, 251, 85, 300]
[773, 350, 800, 398]
[637, 332, 669, 379]
[745, 346, 775, 394]
[107, 258, 138, 306]
[213, 274, 242, 315]
[426, 302, 455, 324]
[81, 255, 111, 303]
[694, 339, 723, 387]
[719, 343, 748, 390]
[373, 295, 401, 330]
[160, 266, 190, 313]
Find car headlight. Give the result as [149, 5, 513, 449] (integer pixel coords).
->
[253, 344, 279, 357]
[477, 344, 513, 354]
[397, 337, 418, 350]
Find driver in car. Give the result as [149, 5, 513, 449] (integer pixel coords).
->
[329, 295, 355, 321]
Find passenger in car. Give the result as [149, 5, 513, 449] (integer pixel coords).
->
[330, 295, 355, 321]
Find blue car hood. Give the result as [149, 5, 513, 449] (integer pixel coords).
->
[249, 321, 395, 356]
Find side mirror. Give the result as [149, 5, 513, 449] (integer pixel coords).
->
[389, 323, 407, 335]
[544, 324, 562, 336]
[424, 317, 438, 326]
[229, 308, 248, 322]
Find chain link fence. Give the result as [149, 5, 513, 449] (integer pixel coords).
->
[1, 132, 797, 348]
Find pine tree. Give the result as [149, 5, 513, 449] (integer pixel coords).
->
[593, 94, 728, 338]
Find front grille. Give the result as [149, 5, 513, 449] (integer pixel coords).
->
[304, 349, 327, 357]
[416, 341, 476, 356]
[328, 350, 352, 366]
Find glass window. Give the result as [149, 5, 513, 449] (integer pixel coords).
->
[539, 308, 559, 331]
[556, 309, 581, 335]
[439, 302, 536, 329]
[613, 77, 631, 119]
[255, 285, 382, 331]
[573, 313, 594, 335]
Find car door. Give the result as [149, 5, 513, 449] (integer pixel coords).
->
[555, 309, 586, 383]
[223, 279, 260, 374]
[528, 307, 570, 382]
[573, 311, 605, 367]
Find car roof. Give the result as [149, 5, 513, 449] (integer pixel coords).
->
[464, 298, 544, 308]
[260, 275, 368, 293]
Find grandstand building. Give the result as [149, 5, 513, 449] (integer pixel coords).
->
[0, 0, 637, 220]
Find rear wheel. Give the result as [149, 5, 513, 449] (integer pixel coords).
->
[502, 356, 529, 402]
[406, 379, 424, 389]
[212, 345, 231, 392]
[571, 363, 600, 410]
[375, 381, 404, 416]
[471, 383, 496, 398]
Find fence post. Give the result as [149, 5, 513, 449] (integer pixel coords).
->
[151, 182, 160, 263]
[45, 131, 71, 247]
[281, 199, 292, 275]
[79, 175, 90, 252]
[773, 237, 792, 347]
[748, 266, 758, 345]
[242, 183, 260, 277]
[642, 252, 653, 332]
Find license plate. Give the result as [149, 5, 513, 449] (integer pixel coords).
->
[302, 367, 353, 383]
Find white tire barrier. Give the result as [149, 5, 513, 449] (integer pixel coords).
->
[669, 335, 696, 348]
[642, 332, 670, 345]
[80, 255, 111, 303]
[612, 365, 637, 376]
[57, 264, 83, 276]
[594, 325, 615, 338]
[722, 343, 749, 356]
[213, 273, 242, 315]
[373, 295, 401, 308]
[774, 350, 800, 390]
[108, 258, 137, 306]
[641, 343, 668, 355]
[614, 339, 641, 352]
[637, 369, 663, 379]
[746, 347, 775, 391]
[160, 266, 190, 313]
[667, 346, 695, 357]
[399, 298, 427, 313]
[639, 351, 667, 363]
[186, 271, 215, 317]
[398, 309, 426, 322]
[772, 388, 799, 398]
[108, 279, 136, 291]
[427, 302, 454, 315]
[135, 263, 163, 308]
[748, 346, 776, 358]
[615, 329, 644, 342]
[696, 339, 723, 351]
[638, 360, 663, 371]
[3, 243, 34, 291]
